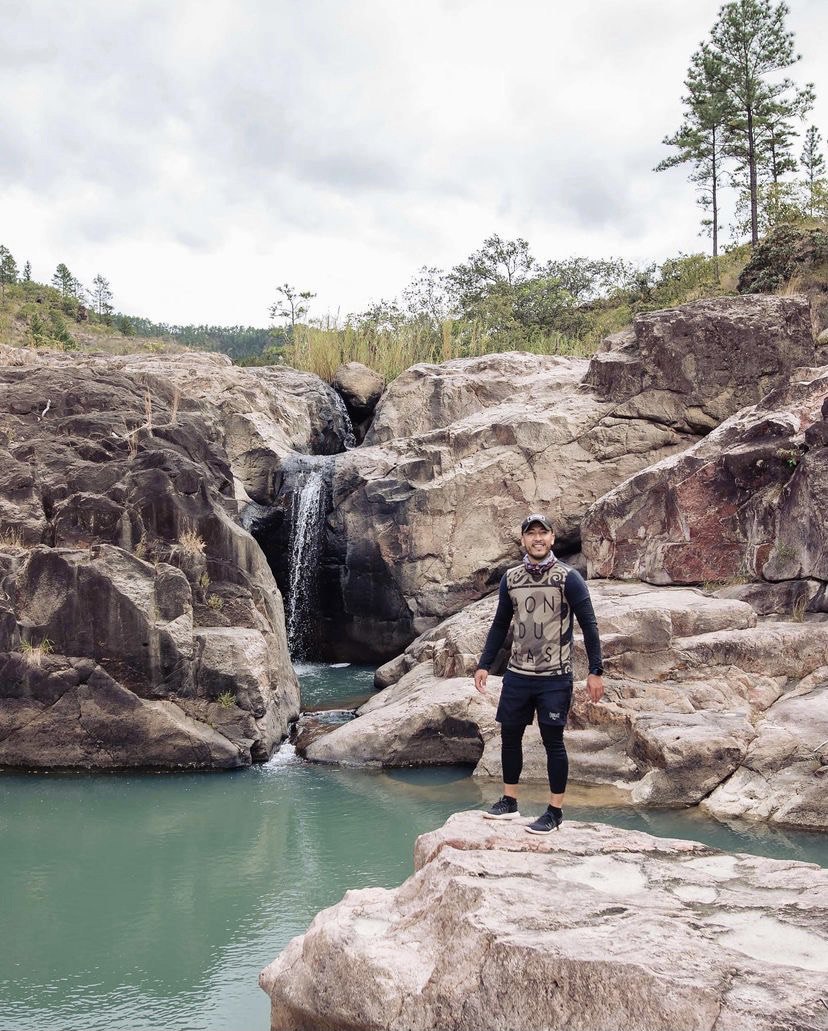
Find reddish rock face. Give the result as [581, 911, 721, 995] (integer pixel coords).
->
[582, 367, 828, 596]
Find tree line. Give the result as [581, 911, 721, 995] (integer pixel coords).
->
[0, 249, 115, 316]
[657, 0, 826, 271]
[0, 249, 278, 358]
[269, 236, 741, 355]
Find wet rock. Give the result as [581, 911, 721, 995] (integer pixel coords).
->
[260, 812, 828, 1031]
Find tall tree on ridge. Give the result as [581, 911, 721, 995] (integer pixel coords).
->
[703, 0, 813, 246]
[800, 125, 826, 217]
[656, 47, 731, 278]
[52, 263, 74, 297]
[91, 274, 114, 317]
[22, 260, 32, 282]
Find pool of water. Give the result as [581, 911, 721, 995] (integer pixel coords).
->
[1, 664, 826, 1031]
[292, 661, 376, 710]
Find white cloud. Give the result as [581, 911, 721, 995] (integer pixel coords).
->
[0, 0, 825, 325]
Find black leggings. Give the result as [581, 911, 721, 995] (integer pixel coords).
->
[501, 723, 568, 794]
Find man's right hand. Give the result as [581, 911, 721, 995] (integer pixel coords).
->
[474, 668, 488, 693]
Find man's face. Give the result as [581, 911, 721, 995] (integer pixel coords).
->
[521, 522, 555, 561]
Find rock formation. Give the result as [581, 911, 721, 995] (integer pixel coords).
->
[304, 581, 828, 830]
[0, 347, 349, 769]
[332, 360, 384, 442]
[583, 294, 814, 431]
[323, 352, 694, 659]
[582, 366, 828, 598]
[319, 296, 815, 660]
[260, 812, 828, 1031]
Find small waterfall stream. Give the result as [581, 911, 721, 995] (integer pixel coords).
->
[331, 392, 357, 449]
[285, 468, 327, 659]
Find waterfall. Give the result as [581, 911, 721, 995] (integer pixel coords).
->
[331, 392, 357, 450]
[285, 470, 327, 659]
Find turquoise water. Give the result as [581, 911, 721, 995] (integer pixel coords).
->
[1, 663, 826, 1031]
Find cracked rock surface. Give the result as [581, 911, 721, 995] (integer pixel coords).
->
[259, 812, 828, 1031]
[325, 351, 694, 659]
[583, 365, 828, 594]
[307, 582, 828, 829]
[0, 347, 348, 768]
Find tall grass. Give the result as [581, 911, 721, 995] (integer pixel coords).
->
[282, 318, 613, 383]
[281, 248, 755, 383]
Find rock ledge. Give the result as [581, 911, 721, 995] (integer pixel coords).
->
[260, 811, 828, 1031]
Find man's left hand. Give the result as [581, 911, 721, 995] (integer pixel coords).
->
[586, 674, 604, 703]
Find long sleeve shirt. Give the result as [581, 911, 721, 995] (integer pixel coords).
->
[478, 562, 603, 677]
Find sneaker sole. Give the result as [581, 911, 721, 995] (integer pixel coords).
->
[482, 811, 521, 820]
[525, 823, 560, 834]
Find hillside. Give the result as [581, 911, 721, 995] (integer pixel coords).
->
[2, 224, 826, 377]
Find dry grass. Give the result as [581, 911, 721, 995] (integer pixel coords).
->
[21, 638, 54, 667]
[283, 319, 596, 383]
[0, 528, 29, 552]
[179, 527, 206, 556]
[206, 593, 224, 611]
[777, 273, 805, 297]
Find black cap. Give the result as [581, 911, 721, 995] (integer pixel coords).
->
[521, 513, 553, 533]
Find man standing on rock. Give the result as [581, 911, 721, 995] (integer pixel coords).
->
[474, 514, 604, 833]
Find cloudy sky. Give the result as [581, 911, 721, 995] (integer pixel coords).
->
[1, 0, 826, 327]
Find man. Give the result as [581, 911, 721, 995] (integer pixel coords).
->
[474, 513, 604, 833]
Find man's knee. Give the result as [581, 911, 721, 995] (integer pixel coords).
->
[539, 722, 565, 752]
[501, 722, 528, 746]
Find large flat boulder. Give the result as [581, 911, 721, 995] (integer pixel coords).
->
[260, 812, 828, 1031]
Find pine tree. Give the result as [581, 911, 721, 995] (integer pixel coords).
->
[52, 263, 74, 297]
[91, 274, 113, 316]
[0, 246, 18, 300]
[800, 125, 827, 217]
[703, 0, 814, 246]
[268, 283, 316, 329]
[656, 48, 731, 277]
[22, 260, 32, 283]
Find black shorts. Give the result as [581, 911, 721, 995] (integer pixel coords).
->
[495, 669, 573, 728]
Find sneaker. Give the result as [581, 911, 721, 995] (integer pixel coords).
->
[482, 795, 520, 820]
[526, 806, 563, 834]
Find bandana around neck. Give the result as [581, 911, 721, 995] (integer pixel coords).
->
[523, 551, 557, 576]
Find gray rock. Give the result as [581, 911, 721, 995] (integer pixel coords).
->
[326, 352, 694, 658]
[583, 294, 815, 432]
[332, 361, 384, 418]
[0, 349, 303, 769]
[260, 813, 828, 1031]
